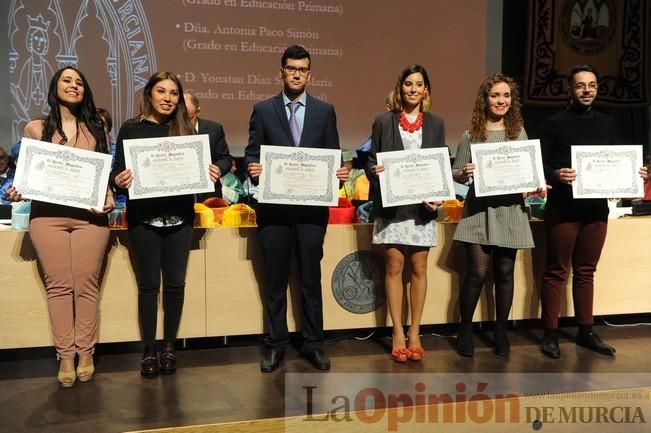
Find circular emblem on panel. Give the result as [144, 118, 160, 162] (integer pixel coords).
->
[331, 251, 386, 314]
[8, 0, 157, 143]
[560, 0, 615, 55]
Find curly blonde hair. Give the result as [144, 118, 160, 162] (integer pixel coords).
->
[468, 73, 523, 142]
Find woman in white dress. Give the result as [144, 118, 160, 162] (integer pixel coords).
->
[366, 64, 447, 362]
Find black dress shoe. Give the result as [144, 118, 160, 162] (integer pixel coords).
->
[141, 347, 159, 378]
[455, 324, 474, 357]
[494, 325, 510, 357]
[160, 346, 177, 375]
[541, 331, 561, 359]
[303, 349, 330, 370]
[260, 348, 284, 373]
[576, 331, 616, 355]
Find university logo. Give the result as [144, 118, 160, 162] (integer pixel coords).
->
[8, 0, 157, 143]
[331, 251, 385, 314]
[560, 0, 615, 55]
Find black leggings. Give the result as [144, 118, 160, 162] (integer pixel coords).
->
[128, 223, 193, 346]
[459, 243, 517, 325]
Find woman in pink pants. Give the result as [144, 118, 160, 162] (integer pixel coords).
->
[7, 67, 114, 387]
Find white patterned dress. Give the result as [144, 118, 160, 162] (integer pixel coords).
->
[372, 115, 437, 247]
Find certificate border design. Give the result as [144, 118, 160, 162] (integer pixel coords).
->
[474, 143, 544, 195]
[20, 144, 105, 207]
[260, 150, 336, 204]
[575, 148, 639, 196]
[382, 152, 453, 204]
[129, 139, 210, 196]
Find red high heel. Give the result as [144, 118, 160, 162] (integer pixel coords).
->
[408, 346, 425, 361]
[391, 347, 411, 363]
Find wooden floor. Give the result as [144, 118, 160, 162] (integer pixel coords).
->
[1, 321, 650, 433]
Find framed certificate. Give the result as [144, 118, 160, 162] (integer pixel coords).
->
[377, 148, 455, 207]
[257, 145, 341, 206]
[571, 145, 644, 199]
[471, 139, 545, 197]
[123, 134, 214, 200]
[13, 138, 112, 210]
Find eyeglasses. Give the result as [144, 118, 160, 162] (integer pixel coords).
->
[284, 66, 310, 76]
[573, 82, 598, 91]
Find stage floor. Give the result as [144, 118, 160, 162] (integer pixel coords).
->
[1, 322, 650, 433]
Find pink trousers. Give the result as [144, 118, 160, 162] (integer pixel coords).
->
[29, 216, 110, 359]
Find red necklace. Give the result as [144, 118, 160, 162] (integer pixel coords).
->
[400, 112, 423, 133]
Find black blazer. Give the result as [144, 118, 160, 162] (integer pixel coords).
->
[198, 118, 233, 175]
[197, 118, 233, 200]
[366, 111, 447, 220]
[244, 92, 340, 224]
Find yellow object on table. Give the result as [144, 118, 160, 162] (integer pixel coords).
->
[194, 203, 216, 227]
[222, 204, 257, 227]
[442, 199, 464, 222]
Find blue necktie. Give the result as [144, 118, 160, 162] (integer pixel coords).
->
[289, 101, 301, 146]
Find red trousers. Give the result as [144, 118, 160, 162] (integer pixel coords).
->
[540, 208, 607, 329]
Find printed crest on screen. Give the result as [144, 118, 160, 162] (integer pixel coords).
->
[8, 0, 157, 144]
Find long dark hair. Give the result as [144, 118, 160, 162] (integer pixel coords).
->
[391, 64, 432, 113]
[469, 73, 523, 142]
[41, 67, 108, 153]
[139, 71, 194, 136]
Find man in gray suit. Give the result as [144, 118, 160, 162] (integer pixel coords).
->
[245, 45, 348, 372]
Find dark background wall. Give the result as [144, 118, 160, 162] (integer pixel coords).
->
[502, 0, 650, 152]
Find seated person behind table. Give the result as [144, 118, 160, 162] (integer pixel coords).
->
[339, 149, 370, 201]
[184, 92, 233, 202]
[0, 147, 16, 205]
[220, 158, 246, 204]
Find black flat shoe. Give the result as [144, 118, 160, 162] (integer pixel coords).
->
[260, 348, 284, 373]
[456, 324, 474, 357]
[576, 331, 616, 355]
[302, 348, 330, 370]
[541, 331, 561, 359]
[494, 325, 510, 357]
[141, 347, 159, 378]
[159, 352, 177, 375]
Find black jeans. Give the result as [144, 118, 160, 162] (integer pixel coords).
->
[128, 223, 193, 347]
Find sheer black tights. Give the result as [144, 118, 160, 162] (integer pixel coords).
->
[458, 244, 517, 325]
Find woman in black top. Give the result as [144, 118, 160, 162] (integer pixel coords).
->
[112, 72, 221, 377]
